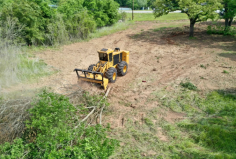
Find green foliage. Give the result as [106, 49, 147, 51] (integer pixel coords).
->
[179, 91, 236, 154]
[178, 0, 221, 20]
[144, 118, 154, 126]
[0, 90, 119, 158]
[207, 25, 236, 35]
[119, 11, 127, 21]
[153, 0, 222, 36]
[125, 0, 140, 9]
[149, 87, 236, 158]
[0, 0, 119, 45]
[1, 0, 56, 45]
[223, 70, 229, 74]
[200, 64, 206, 69]
[83, 0, 119, 27]
[180, 81, 198, 91]
[50, 0, 60, 4]
[222, 0, 236, 28]
[57, 0, 96, 40]
[137, 0, 147, 7]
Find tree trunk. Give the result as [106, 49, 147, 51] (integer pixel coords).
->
[228, 18, 233, 26]
[224, 3, 229, 30]
[189, 18, 195, 37]
[225, 18, 229, 29]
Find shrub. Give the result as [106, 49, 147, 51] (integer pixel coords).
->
[119, 11, 128, 21]
[207, 25, 236, 36]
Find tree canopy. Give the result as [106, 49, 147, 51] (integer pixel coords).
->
[0, 0, 120, 45]
[153, 0, 222, 37]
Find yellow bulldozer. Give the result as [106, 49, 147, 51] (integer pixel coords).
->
[74, 48, 130, 90]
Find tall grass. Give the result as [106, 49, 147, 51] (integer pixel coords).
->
[0, 17, 50, 89]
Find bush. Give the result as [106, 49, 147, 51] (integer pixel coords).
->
[119, 11, 128, 21]
[0, 90, 119, 158]
[207, 25, 236, 36]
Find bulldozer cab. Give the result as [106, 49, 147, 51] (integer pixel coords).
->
[98, 48, 128, 66]
[99, 53, 108, 61]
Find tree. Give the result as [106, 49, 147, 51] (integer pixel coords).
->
[0, 0, 56, 45]
[222, 0, 236, 29]
[147, 0, 156, 8]
[153, 0, 222, 37]
[114, 0, 125, 6]
[126, 0, 140, 9]
[58, 0, 96, 39]
[137, 0, 147, 8]
[83, 0, 119, 27]
[49, 0, 60, 4]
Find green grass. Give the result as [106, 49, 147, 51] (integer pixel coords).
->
[18, 55, 52, 81]
[145, 87, 236, 158]
[223, 70, 229, 74]
[127, 13, 188, 21]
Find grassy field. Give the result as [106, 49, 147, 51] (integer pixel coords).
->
[110, 84, 236, 158]
[127, 13, 189, 21]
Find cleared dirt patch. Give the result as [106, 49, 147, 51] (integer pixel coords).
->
[2, 20, 236, 120]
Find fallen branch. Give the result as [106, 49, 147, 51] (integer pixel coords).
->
[81, 107, 96, 123]
[99, 104, 105, 125]
[78, 87, 111, 126]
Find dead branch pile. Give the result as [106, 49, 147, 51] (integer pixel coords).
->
[0, 98, 32, 144]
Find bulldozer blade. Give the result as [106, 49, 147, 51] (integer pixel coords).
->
[74, 69, 108, 90]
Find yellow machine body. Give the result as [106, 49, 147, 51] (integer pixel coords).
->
[74, 48, 129, 90]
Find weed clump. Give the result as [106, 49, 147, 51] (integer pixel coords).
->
[222, 70, 229, 74]
[180, 81, 198, 91]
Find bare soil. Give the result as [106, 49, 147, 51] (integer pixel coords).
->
[2, 21, 236, 139]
